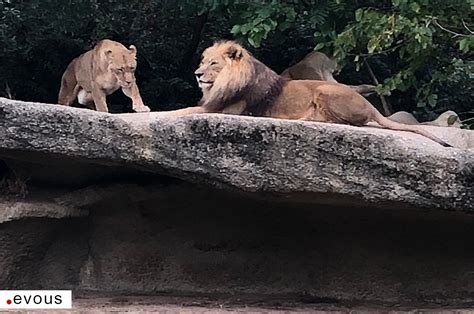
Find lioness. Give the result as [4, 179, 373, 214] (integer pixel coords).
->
[388, 110, 462, 128]
[281, 50, 376, 95]
[58, 39, 150, 113]
[281, 51, 338, 81]
[164, 41, 451, 147]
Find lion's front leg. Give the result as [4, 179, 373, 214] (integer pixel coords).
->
[160, 106, 207, 117]
[122, 84, 150, 113]
[91, 86, 109, 113]
[221, 101, 247, 115]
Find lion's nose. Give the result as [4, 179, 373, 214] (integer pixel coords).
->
[195, 70, 203, 78]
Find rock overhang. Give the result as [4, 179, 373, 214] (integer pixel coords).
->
[0, 97, 472, 211]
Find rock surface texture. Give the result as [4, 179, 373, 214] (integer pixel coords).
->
[1, 97, 474, 307]
[0, 97, 472, 211]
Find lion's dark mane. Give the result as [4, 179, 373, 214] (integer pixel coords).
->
[201, 53, 286, 116]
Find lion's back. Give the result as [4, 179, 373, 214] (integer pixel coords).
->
[72, 49, 96, 87]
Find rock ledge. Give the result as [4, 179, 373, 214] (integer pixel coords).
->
[0, 97, 472, 211]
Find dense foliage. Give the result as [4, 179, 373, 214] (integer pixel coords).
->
[0, 0, 472, 124]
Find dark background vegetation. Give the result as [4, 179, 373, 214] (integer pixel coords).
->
[0, 0, 472, 124]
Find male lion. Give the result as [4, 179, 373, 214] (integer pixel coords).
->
[58, 39, 150, 113]
[165, 41, 451, 147]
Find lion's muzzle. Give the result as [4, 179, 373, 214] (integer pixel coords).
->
[197, 78, 213, 89]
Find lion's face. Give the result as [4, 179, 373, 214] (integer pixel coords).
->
[194, 41, 283, 115]
[194, 54, 227, 92]
[105, 45, 138, 89]
[194, 42, 244, 92]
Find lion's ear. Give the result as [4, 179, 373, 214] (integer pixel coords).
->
[226, 45, 243, 60]
[129, 45, 137, 57]
[104, 49, 113, 59]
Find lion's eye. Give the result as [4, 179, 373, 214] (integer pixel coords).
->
[117, 68, 124, 73]
[210, 61, 217, 66]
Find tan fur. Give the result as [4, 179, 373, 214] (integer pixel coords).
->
[281, 50, 376, 95]
[166, 41, 451, 147]
[58, 39, 150, 113]
[388, 110, 462, 128]
[281, 51, 338, 81]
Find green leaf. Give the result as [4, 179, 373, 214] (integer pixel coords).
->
[240, 24, 251, 35]
[427, 94, 438, 107]
[314, 42, 325, 50]
[230, 25, 240, 34]
[458, 37, 473, 54]
[262, 23, 272, 32]
[248, 36, 257, 48]
[409, 2, 421, 13]
[355, 9, 363, 22]
[367, 38, 379, 53]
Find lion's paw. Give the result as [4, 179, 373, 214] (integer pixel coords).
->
[133, 105, 151, 113]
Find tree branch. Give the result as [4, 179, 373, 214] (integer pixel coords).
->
[433, 19, 472, 38]
[348, 42, 404, 57]
[363, 58, 392, 115]
[462, 19, 474, 35]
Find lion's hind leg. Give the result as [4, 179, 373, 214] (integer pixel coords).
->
[297, 103, 327, 122]
[58, 59, 79, 106]
[315, 86, 371, 126]
[77, 89, 96, 110]
[298, 92, 332, 123]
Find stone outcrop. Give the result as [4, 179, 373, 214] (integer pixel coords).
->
[1, 97, 474, 307]
[0, 97, 472, 211]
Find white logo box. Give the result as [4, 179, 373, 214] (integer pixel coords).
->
[0, 290, 72, 309]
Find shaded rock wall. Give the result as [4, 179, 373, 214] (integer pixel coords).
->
[2, 179, 474, 304]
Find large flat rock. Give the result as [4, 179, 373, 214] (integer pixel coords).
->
[0, 97, 472, 211]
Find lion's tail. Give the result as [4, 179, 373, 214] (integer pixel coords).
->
[58, 59, 79, 106]
[372, 110, 452, 147]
